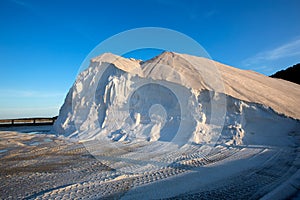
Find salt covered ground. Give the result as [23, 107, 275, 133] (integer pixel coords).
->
[1, 127, 299, 199]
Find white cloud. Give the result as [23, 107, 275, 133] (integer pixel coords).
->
[243, 38, 300, 66]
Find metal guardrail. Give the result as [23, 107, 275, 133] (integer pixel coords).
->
[0, 116, 58, 127]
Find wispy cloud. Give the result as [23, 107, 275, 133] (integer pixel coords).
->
[244, 38, 300, 66]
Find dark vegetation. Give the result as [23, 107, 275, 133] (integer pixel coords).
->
[270, 63, 300, 85]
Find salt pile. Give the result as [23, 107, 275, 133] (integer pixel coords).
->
[54, 52, 299, 171]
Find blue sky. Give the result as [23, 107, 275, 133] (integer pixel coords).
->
[0, 0, 299, 119]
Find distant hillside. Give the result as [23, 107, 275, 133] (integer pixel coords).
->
[270, 63, 300, 85]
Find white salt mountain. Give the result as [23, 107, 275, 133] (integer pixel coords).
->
[54, 52, 299, 148]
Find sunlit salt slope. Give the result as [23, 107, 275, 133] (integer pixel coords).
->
[54, 52, 300, 145]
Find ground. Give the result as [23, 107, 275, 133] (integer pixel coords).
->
[0, 126, 299, 199]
